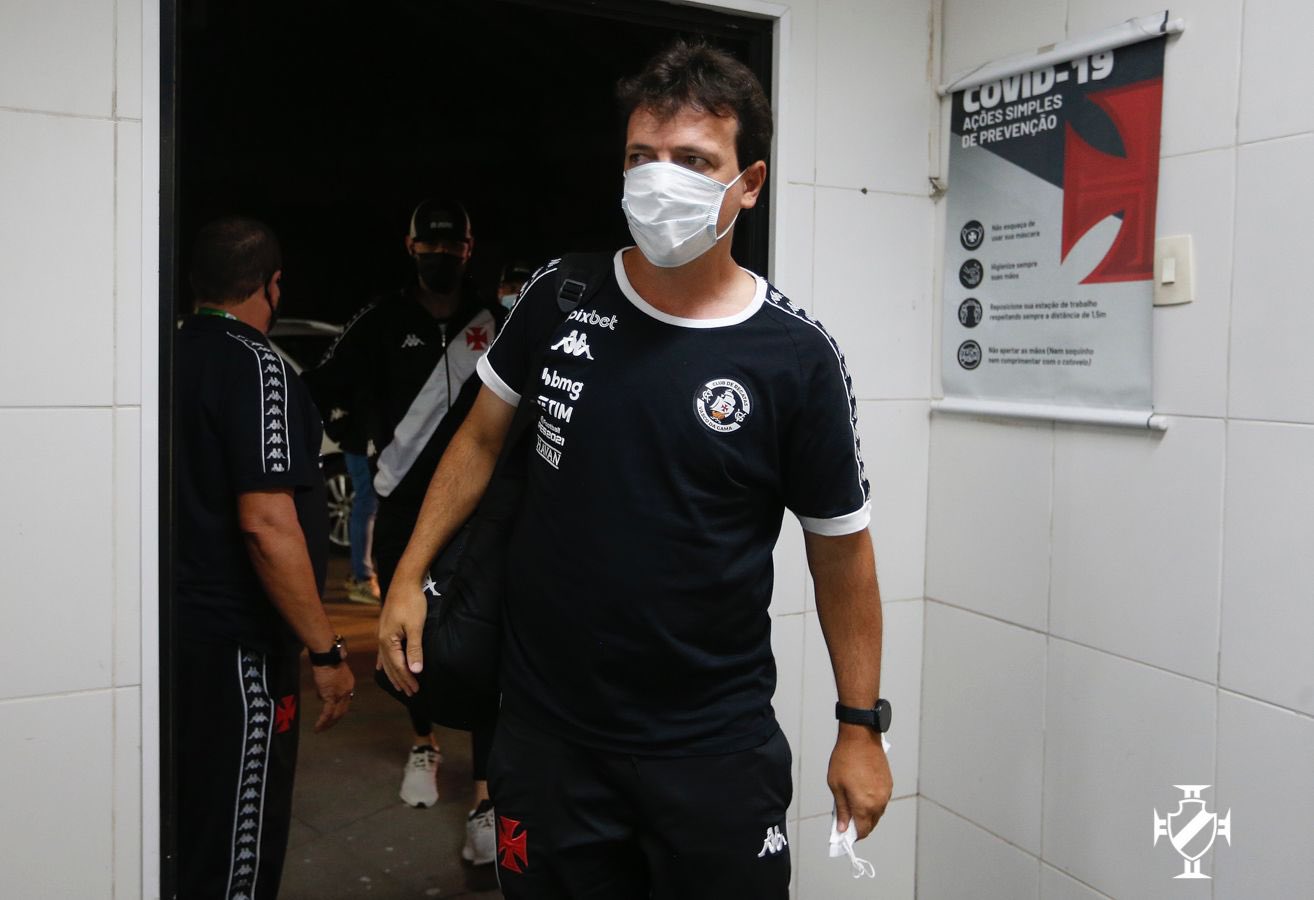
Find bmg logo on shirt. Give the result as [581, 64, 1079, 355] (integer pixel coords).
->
[694, 378, 752, 433]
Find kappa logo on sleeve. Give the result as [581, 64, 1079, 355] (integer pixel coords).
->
[757, 825, 788, 857]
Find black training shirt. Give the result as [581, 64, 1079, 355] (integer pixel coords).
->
[174, 313, 329, 652]
[478, 250, 870, 755]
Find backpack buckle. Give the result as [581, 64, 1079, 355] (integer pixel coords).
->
[557, 277, 587, 307]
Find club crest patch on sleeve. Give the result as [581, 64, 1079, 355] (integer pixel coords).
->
[694, 378, 752, 433]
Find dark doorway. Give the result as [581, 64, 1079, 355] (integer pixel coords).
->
[164, 1, 774, 897]
[176, 0, 774, 324]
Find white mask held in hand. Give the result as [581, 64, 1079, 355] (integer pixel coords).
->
[622, 162, 745, 268]
[827, 733, 889, 878]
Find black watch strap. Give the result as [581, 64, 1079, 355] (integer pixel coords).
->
[836, 699, 892, 732]
[308, 635, 345, 667]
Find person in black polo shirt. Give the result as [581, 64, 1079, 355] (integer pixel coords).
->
[378, 42, 893, 898]
[175, 216, 354, 900]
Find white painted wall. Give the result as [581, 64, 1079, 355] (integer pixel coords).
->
[921, 2, 1314, 898]
[0, 0, 145, 897]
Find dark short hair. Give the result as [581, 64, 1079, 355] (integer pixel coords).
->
[189, 216, 282, 304]
[616, 39, 773, 170]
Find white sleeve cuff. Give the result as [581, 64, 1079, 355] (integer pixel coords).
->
[477, 354, 520, 407]
[796, 501, 871, 536]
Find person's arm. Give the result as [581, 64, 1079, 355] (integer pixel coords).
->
[376, 385, 516, 694]
[806, 528, 892, 838]
[239, 489, 354, 732]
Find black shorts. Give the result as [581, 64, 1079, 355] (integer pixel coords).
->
[176, 638, 301, 900]
[487, 714, 793, 900]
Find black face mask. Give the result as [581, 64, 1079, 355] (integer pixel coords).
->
[415, 252, 464, 294]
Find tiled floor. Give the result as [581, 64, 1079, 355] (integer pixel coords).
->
[280, 557, 501, 899]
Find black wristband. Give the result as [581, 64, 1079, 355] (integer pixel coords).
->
[835, 699, 892, 732]
[308, 635, 345, 667]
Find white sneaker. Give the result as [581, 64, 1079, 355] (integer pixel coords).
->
[462, 800, 496, 865]
[399, 745, 440, 808]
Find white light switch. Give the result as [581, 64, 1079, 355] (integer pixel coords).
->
[1154, 235, 1194, 306]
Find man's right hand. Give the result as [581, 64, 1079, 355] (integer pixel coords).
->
[310, 662, 354, 733]
[378, 577, 426, 695]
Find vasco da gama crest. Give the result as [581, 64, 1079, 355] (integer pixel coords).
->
[694, 378, 752, 433]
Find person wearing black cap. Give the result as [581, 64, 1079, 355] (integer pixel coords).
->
[304, 198, 499, 864]
[174, 216, 354, 899]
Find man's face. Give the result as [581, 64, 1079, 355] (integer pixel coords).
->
[624, 104, 765, 234]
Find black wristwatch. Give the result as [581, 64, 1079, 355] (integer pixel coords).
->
[308, 635, 346, 667]
[836, 699, 892, 733]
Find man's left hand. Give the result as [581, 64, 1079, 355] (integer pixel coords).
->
[827, 724, 892, 839]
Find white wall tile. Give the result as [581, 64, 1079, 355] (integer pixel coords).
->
[774, 182, 815, 308]
[115, 407, 141, 686]
[780, 0, 817, 185]
[773, 514, 808, 616]
[0, 692, 113, 898]
[1040, 864, 1112, 900]
[116, 0, 143, 120]
[116, 120, 143, 406]
[925, 415, 1052, 630]
[1068, 0, 1242, 156]
[0, 410, 114, 699]
[1043, 640, 1216, 897]
[799, 603, 920, 819]
[1239, 0, 1314, 143]
[917, 798, 1040, 900]
[1219, 421, 1314, 715]
[813, 188, 933, 400]
[1229, 134, 1314, 424]
[1049, 417, 1225, 681]
[0, 111, 115, 407]
[0, 0, 114, 118]
[941, 0, 1067, 82]
[857, 400, 929, 603]
[1151, 149, 1235, 418]
[816, 0, 933, 195]
[920, 602, 1045, 853]
[772, 613, 805, 822]
[795, 798, 915, 899]
[113, 686, 142, 900]
[1214, 692, 1314, 899]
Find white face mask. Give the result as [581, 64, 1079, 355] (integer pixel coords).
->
[621, 162, 745, 268]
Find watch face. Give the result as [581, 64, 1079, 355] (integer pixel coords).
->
[876, 700, 892, 732]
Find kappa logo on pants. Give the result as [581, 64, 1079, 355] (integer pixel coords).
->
[498, 815, 529, 873]
[757, 825, 788, 857]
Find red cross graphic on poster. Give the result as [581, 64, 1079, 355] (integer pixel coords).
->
[465, 326, 490, 350]
[1061, 78, 1163, 283]
[274, 695, 297, 733]
[498, 816, 528, 873]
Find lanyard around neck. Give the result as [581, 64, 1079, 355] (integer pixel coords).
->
[197, 307, 237, 320]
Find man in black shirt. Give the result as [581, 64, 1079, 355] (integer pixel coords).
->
[304, 199, 499, 860]
[380, 42, 893, 898]
[174, 217, 354, 899]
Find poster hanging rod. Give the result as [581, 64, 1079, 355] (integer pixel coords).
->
[938, 10, 1185, 96]
[932, 397, 1169, 431]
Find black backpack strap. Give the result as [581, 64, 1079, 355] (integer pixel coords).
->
[553, 252, 612, 316]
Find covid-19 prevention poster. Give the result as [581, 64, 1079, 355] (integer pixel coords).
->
[937, 13, 1177, 429]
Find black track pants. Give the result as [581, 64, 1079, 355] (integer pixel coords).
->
[487, 714, 793, 900]
[177, 639, 301, 900]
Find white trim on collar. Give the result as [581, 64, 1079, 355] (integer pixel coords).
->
[613, 248, 765, 329]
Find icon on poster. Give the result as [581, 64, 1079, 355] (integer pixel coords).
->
[960, 220, 984, 250]
[958, 298, 983, 328]
[959, 259, 983, 289]
[957, 340, 982, 370]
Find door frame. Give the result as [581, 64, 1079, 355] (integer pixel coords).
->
[144, 1, 794, 895]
